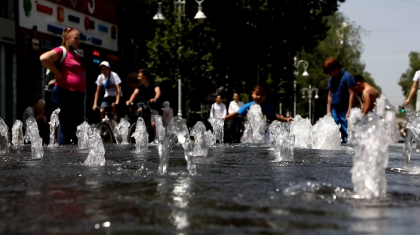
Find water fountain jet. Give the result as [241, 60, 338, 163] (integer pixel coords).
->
[132, 117, 148, 154]
[0, 118, 9, 155]
[269, 121, 294, 161]
[114, 118, 130, 145]
[76, 122, 90, 149]
[84, 127, 106, 166]
[48, 108, 60, 147]
[23, 117, 43, 159]
[12, 120, 24, 146]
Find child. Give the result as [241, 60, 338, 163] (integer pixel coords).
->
[223, 85, 293, 123]
[354, 75, 380, 115]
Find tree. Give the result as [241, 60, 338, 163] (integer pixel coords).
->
[398, 52, 420, 107]
[118, 0, 347, 116]
[296, 12, 381, 121]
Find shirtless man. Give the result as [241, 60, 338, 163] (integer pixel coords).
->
[354, 75, 380, 115]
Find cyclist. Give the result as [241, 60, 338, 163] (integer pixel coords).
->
[126, 68, 161, 140]
[92, 61, 123, 121]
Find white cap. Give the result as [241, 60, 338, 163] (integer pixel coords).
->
[99, 61, 110, 68]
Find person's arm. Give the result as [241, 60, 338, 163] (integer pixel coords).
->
[93, 85, 101, 110]
[346, 86, 357, 118]
[114, 84, 121, 105]
[126, 88, 139, 105]
[150, 87, 161, 103]
[362, 92, 373, 115]
[405, 81, 419, 105]
[356, 95, 363, 108]
[223, 111, 239, 122]
[40, 49, 62, 81]
[327, 90, 332, 116]
[276, 114, 293, 123]
[210, 104, 214, 118]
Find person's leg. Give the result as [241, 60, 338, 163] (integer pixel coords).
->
[99, 100, 108, 120]
[331, 109, 348, 143]
[71, 91, 85, 144]
[56, 87, 72, 144]
[51, 86, 59, 109]
[150, 109, 159, 141]
[57, 88, 85, 144]
[230, 118, 238, 143]
[337, 110, 348, 143]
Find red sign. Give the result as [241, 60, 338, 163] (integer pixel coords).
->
[57, 6, 64, 22]
[92, 50, 100, 57]
[36, 1, 53, 15]
[44, 0, 118, 24]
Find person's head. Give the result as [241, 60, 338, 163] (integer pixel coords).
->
[33, 99, 45, 112]
[322, 57, 342, 77]
[215, 95, 222, 104]
[138, 68, 151, 83]
[354, 75, 366, 92]
[251, 85, 266, 104]
[233, 92, 240, 102]
[61, 27, 80, 50]
[99, 61, 111, 77]
[163, 101, 170, 108]
[127, 72, 140, 89]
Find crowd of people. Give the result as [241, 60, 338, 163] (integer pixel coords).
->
[34, 27, 401, 145]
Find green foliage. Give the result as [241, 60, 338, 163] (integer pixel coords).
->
[118, 0, 347, 113]
[398, 52, 420, 107]
[297, 12, 381, 118]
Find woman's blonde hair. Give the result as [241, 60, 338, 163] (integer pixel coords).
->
[61, 27, 76, 47]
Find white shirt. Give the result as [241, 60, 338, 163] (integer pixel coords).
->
[210, 103, 227, 119]
[228, 100, 244, 114]
[95, 71, 122, 97]
[413, 70, 420, 82]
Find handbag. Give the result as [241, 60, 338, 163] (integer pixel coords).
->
[45, 46, 67, 91]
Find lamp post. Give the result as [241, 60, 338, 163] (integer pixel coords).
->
[153, 0, 207, 117]
[293, 57, 309, 117]
[302, 85, 319, 123]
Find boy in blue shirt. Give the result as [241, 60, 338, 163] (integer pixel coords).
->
[323, 58, 357, 143]
[223, 85, 293, 123]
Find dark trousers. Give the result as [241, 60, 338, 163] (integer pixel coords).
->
[230, 117, 244, 143]
[51, 86, 85, 144]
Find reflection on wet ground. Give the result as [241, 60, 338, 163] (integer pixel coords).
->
[0, 143, 419, 234]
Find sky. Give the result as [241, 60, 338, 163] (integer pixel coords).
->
[339, 0, 420, 108]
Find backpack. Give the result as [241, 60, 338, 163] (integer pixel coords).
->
[45, 46, 67, 91]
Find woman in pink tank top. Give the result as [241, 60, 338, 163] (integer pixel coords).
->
[40, 28, 86, 144]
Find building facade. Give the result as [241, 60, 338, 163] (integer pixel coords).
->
[0, 0, 17, 128]
[0, 0, 120, 127]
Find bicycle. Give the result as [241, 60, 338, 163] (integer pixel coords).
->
[94, 105, 119, 143]
[126, 102, 154, 143]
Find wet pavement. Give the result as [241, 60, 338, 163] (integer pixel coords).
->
[0, 143, 418, 234]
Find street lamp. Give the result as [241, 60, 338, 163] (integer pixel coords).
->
[153, 0, 207, 25]
[293, 57, 309, 117]
[302, 85, 319, 123]
[153, 0, 165, 24]
[153, 0, 207, 118]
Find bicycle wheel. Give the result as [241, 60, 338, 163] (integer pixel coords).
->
[128, 122, 136, 143]
[96, 122, 114, 144]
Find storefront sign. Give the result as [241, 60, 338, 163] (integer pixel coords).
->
[19, 0, 118, 51]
